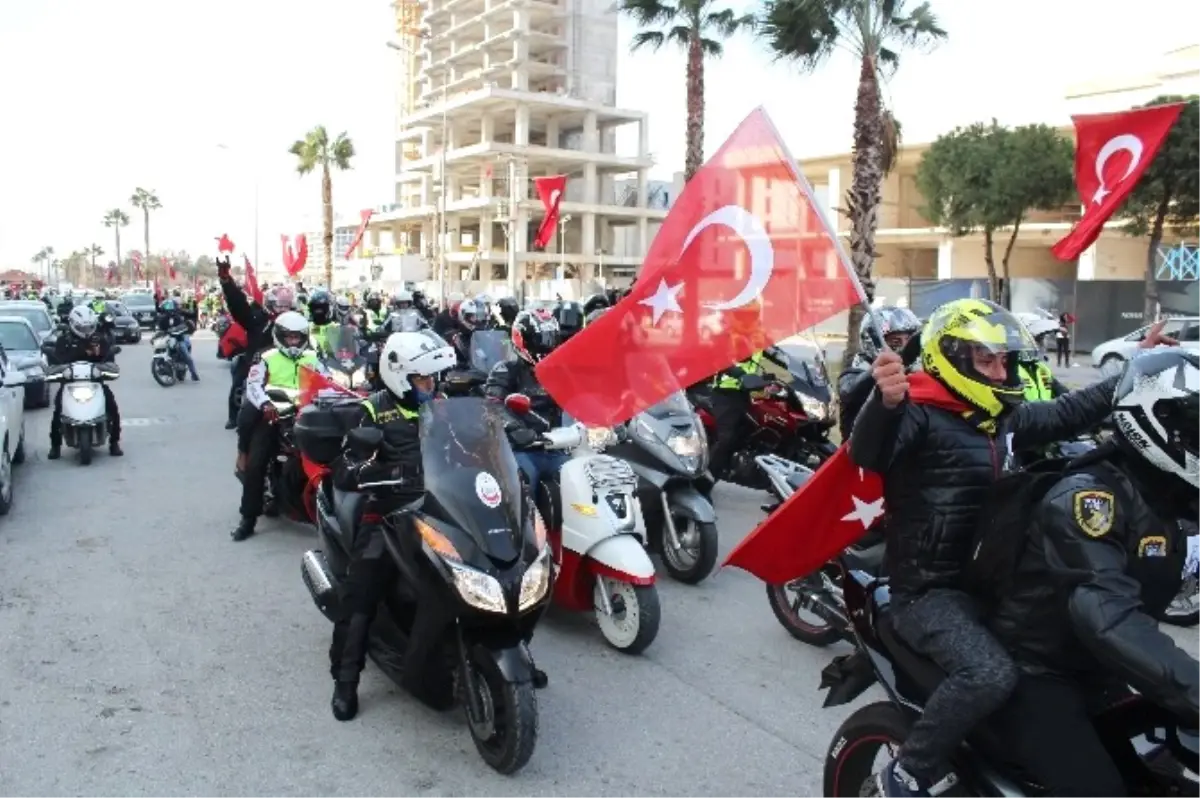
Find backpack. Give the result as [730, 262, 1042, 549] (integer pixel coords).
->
[963, 456, 1074, 604]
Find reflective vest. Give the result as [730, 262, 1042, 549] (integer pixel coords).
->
[1020, 362, 1054, 402]
[311, 323, 336, 354]
[91, 300, 106, 314]
[714, 352, 765, 390]
[261, 348, 320, 390]
[362, 398, 418, 423]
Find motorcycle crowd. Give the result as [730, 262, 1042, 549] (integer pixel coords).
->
[15, 262, 1200, 793]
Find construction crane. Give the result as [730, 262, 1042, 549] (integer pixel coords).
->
[392, 0, 423, 123]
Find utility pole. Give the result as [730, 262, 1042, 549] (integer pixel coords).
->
[505, 157, 521, 301]
[557, 214, 572, 280]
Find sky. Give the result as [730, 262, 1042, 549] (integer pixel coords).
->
[0, 0, 1194, 271]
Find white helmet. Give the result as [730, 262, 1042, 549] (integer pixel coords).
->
[68, 305, 98, 339]
[1112, 348, 1200, 489]
[392, 289, 413, 306]
[379, 330, 457, 398]
[273, 310, 310, 358]
[448, 291, 465, 303]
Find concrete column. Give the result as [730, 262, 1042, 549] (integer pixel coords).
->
[480, 114, 494, 145]
[545, 118, 560, 148]
[638, 218, 649, 256]
[1077, 244, 1097, 281]
[584, 111, 599, 153]
[937, 238, 953, 280]
[479, 212, 494, 254]
[638, 117, 650, 158]
[637, 168, 648, 207]
[582, 212, 596, 257]
[515, 105, 530, 146]
[826, 167, 841, 221]
[447, 175, 461, 203]
[584, 163, 598, 204]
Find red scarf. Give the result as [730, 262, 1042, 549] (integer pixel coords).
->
[908, 372, 995, 432]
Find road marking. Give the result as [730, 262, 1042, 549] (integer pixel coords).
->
[121, 417, 177, 427]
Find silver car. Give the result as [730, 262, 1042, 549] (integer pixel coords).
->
[0, 316, 50, 408]
[1091, 316, 1200, 376]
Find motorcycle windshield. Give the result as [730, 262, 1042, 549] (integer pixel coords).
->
[643, 390, 692, 419]
[786, 354, 832, 403]
[419, 397, 525, 565]
[390, 309, 426, 332]
[469, 330, 513, 375]
[323, 325, 361, 364]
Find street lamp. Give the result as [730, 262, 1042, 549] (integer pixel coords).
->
[558, 214, 573, 279]
[215, 143, 261, 266]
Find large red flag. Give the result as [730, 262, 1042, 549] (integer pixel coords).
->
[243, 255, 263, 304]
[536, 107, 862, 426]
[533, 175, 567, 249]
[283, 234, 309, 277]
[343, 209, 374, 259]
[1052, 102, 1185, 261]
[723, 444, 883, 584]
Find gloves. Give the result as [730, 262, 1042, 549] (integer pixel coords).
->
[261, 403, 279, 423]
[216, 256, 232, 281]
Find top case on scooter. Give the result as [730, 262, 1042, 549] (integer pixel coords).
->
[295, 403, 363, 466]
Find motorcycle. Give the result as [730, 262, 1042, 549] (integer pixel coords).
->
[605, 390, 719, 584]
[150, 324, 193, 387]
[443, 330, 513, 398]
[755, 454, 885, 646]
[505, 393, 661, 654]
[297, 395, 552, 775]
[258, 386, 309, 523]
[317, 325, 371, 394]
[44, 361, 120, 466]
[820, 568, 1199, 796]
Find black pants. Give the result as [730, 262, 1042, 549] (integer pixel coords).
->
[1056, 337, 1070, 367]
[50, 383, 120, 445]
[981, 674, 1127, 796]
[708, 389, 749, 478]
[330, 523, 392, 683]
[236, 400, 261, 455]
[228, 355, 249, 424]
[238, 420, 278, 518]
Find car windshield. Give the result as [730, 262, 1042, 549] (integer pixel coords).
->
[0, 306, 51, 333]
[122, 294, 155, 309]
[419, 397, 525, 564]
[108, 302, 128, 316]
[0, 321, 39, 351]
[469, 330, 513, 374]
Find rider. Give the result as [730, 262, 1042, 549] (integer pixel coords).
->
[305, 289, 338, 355]
[363, 292, 385, 329]
[553, 300, 585, 343]
[706, 351, 769, 480]
[837, 306, 921, 440]
[49, 306, 122, 459]
[495, 297, 520, 332]
[980, 348, 1200, 795]
[231, 311, 320, 542]
[851, 298, 1169, 798]
[55, 291, 75, 323]
[156, 298, 199, 382]
[451, 299, 485, 367]
[326, 330, 456, 721]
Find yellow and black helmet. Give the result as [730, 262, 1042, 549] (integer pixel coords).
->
[920, 298, 1038, 418]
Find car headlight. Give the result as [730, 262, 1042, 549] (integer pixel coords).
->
[331, 370, 352, 388]
[800, 393, 829, 421]
[445, 560, 507, 613]
[586, 426, 618, 450]
[68, 385, 97, 403]
[518, 545, 553, 611]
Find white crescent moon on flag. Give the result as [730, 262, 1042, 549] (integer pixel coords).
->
[1093, 134, 1144, 201]
[550, 189, 562, 206]
[681, 205, 775, 311]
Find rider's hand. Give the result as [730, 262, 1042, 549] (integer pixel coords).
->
[216, 256, 232, 281]
[871, 350, 908, 409]
[261, 403, 279, 423]
[1138, 318, 1180, 349]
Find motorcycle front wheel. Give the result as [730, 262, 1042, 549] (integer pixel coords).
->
[462, 649, 538, 775]
[151, 356, 176, 387]
[594, 578, 660, 654]
[659, 517, 719, 585]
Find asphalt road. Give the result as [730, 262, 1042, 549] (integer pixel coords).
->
[1, 338, 1194, 796]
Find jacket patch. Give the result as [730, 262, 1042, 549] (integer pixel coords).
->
[1137, 535, 1168, 558]
[1073, 490, 1115, 538]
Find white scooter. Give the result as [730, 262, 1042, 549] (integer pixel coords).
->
[504, 394, 661, 654]
[44, 361, 120, 465]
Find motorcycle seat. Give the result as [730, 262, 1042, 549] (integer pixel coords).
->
[876, 607, 947, 703]
[333, 489, 367, 542]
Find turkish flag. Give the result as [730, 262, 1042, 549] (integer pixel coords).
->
[1052, 102, 1185, 261]
[343, 209, 374, 259]
[162, 256, 177, 280]
[216, 234, 236, 254]
[535, 107, 862, 426]
[533, 175, 567, 250]
[723, 444, 883, 584]
[243, 255, 263, 304]
[283, 234, 309, 277]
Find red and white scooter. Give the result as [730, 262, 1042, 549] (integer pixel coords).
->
[504, 394, 660, 654]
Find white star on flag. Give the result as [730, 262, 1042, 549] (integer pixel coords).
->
[841, 494, 885, 530]
[638, 279, 683, 325]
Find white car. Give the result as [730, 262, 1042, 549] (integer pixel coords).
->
[0, 343, 28, 514]
[1091, 316, 1200, 376]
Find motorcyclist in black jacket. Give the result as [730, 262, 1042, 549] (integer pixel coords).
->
[49, 306, 122, 459]
[837, 306, 920, 440]
[219, 255, 291, 438]
[851, 299, 1175, 797]
[982, 348, 1199, 796]
[155, 298, 199, 381]
[327, 329, 456, 721]
[495, 296, 519, 332]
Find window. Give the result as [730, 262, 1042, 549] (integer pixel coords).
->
[0, 322, 39, 352]
[1178, 323, 1200, 342]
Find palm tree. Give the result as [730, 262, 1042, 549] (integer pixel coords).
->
[31, 247, 53, 283]
[288, 126, 355, 288]
[758, 0, 945, 362]
[130, 188, 162, 266]
[103, 209, 131, 282]
[621, 0, 754, 181]
[88, 244, 104, 287]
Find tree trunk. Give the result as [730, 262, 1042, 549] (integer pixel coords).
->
[1143, 191, 1171, 322]
[683, 33, 705, 182]
[842, 54, 884, 368]
[983, 227, 999, 302]
[322, 164, 334, 289]
[116, 230, 125, 284]
[999, 218, 1022, 309]
[143, 209, 151, 277]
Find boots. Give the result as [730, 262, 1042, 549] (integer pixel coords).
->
[225, 418, 237, 430]
[48, 441, 61, 460]
[231, 515, 256, 542]
[532, 667, 548, 690]
[331, 680, 359, 721]
[109, 440, 123, 457]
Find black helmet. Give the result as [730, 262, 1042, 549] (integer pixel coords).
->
[497, 296, 519, 326]
[554, 301, 585, 337]
[512, 310, 560, 363]
[1111, 348, 1199, 491]
[308, 289, 332, 325]
[581, 293, 610, 317]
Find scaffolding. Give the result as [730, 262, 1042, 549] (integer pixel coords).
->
[393, 0, 423, 163]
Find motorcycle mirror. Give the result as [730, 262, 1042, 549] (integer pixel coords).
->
[346, 427, 383, 458]
[505, 393, 532, 415]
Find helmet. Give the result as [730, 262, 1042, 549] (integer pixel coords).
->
[272, 285, 295, 311]
[308, 289, 332, 325]
[920, 298, 1037, 418]
[512, 310, 560, 363]
[379, 330, 457, 400]
[68, 306, 98, 339]
[1112, 348, 1199, 490]
[448, 291, 465, 303]
[366, 293, 382, 311]
[581, 293, 610, 317]
[860, 306, 921, 357]
[554, 301, 585, 338]
[458, 299, 483, 330]
[273, 311, 310, 358]
[334, 295, 351, 320]
[161, 299, 177, 312]
[584, 307, 608, 326]
[391, 290, 413, 310]
[497, 296, 519, 326]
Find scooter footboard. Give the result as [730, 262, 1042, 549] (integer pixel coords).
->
[586, 535, 656, 585]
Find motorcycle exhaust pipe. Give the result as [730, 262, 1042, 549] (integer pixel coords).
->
[802, 589, 849, 629]
[301, 550, 340, 622]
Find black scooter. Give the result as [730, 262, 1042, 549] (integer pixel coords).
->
[296, 395, 553, 775]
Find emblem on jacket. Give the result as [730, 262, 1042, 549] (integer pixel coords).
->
[1073, 490, 1115, 538]
[1137, 535, 1168, 558]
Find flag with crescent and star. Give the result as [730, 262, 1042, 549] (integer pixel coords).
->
[722, 444, 883, 584]
[1052, 102, 1186, 261]
[533, 175, 568, 250]
[535, 106, 864, 427]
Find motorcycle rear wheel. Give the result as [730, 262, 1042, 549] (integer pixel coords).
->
[766, 577, 840, 647]
[463, 651, 538, 775]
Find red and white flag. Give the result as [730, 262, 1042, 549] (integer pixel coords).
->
[342, 209, 373, 259]
[533, 175, 567, 250]
[1052, 102, 1185, 261]
[283, 234, 309, 277]
[243, 255, 263, 304]
[535, 107, 863, 426]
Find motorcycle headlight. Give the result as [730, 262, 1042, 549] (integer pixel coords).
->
[518, 545, 553, 611]
[445, 560, 507, 614]
[586, 426, 618, 450]
[800, 393, 829, 421]
[331, 370, 352, 388]
[667, 425, 704, 458]
[68, 385, 97, 403]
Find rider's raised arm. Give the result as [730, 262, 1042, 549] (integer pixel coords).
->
[849, 391, 928, 474]
[1006, 375, 1118, 451]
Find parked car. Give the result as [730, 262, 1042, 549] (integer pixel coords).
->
[1091, 316, 1200, 376]
[0, 317, 50, 408]
[0, 343, 28, 513]
[121, 292, 158, 328]
[0, 300, 57, 345]
[107, 302, 143, 344]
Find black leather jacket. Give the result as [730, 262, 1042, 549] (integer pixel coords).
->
[54, 330, 113, 364]
[849, 376, 1118, 598]
[988, 446, 1198, 722]
[220, 277, 273, 357]
[333, 390, 425, 505]
[483, 357, 563, 446]
[837, 352, 874, 440]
